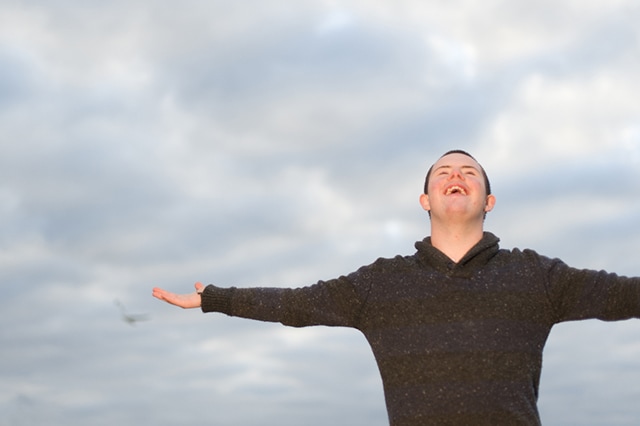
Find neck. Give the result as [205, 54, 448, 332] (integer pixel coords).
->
[429, 221, 484, 263]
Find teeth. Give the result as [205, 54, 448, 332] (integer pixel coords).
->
[446, 186, 466, 195]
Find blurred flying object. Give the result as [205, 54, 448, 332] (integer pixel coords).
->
[114, 299, 150, 326]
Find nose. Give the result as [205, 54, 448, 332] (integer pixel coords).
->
[448, 167, 464, 180]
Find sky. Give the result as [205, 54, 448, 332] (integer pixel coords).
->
[1, 0, 640, 425]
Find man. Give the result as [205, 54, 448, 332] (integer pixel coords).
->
[153, 150, 640, 425]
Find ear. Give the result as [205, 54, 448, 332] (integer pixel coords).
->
[419, 193, 431, 211]
[484, 194, 496, 213]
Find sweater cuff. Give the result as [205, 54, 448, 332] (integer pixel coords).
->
[200, 284, 235, 314]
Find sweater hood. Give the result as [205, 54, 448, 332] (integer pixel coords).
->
[414, 231, 501, 277]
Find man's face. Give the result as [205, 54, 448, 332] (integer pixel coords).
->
[420, 153, 495, 220]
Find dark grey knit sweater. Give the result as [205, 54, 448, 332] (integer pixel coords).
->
[200, 232, 640, 425]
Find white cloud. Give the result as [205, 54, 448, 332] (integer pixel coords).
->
[1, 1, 640, 425]
[315, 9, 355, 35]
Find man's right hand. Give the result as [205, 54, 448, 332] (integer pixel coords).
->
[152, 282, 204, 309]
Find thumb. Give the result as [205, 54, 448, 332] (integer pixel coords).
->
[194, 281, 205, 292]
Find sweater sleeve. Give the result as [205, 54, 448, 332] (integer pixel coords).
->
[542, 255, 640, 322]
[200, 274, 369, 329]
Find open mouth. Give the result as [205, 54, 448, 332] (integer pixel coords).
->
[445, 185, 467, 195]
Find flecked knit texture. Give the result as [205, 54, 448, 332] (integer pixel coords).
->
[200, 232, 640, 425]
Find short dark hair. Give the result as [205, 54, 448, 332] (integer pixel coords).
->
[423, 150, 491, 195]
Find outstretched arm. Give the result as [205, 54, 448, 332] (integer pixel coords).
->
[152, 282, 204, 309]
[153, 274, 368, 328]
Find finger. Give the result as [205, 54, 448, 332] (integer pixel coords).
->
[152, 287, 166, 299]
[153, 288, 178, 304]
[194, 281, 204, 292]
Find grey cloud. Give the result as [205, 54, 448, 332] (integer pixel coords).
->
[2, 1, 640, 425]
[0, 47, 37, 105]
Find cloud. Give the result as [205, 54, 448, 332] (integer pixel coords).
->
[1, 1, 640, 425]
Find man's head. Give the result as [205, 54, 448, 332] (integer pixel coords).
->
[420, 150, 495, 221]
[424, 150, 491, 196]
